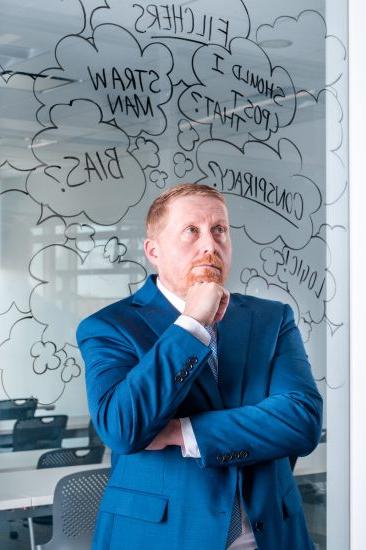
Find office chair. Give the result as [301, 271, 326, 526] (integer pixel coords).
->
[13, 415, 68, 451]
[36, 467, 110, 550]
[37, 445, 105, 469]
[0, 397, 38, 420]
[22, 446, 106, 549]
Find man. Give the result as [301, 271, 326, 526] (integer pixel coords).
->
[77, 183, 322, 550]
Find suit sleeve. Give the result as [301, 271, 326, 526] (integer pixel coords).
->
[189, 304, 323, 469]
[76, 315, 211, 454]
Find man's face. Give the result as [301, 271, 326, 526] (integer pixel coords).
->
[144, 195, 232, 298]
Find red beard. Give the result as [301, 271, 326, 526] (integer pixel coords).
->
[186, 253, 224, 287]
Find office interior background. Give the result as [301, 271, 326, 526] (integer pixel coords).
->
[2, 0, 364, 548]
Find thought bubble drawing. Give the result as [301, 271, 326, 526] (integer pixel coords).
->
[259, 244, 336, 330]
[31, 341, 61, 374]
[305, 318, 345, 388]
[35, 24, 174, 137]
[62, 357, 81, 383]
[257, 10, 346, 92]
[104, 237, 127, 263]
[269, 88, 346, 205]
[298, 317, 312, 344]
[27, 100, 146, 225]
[0, 318, 65, 404]
[196, 138, 321, 249]
[0, 190, 65, 315]
[179, 36, 296, 144]
[29, 243, 147, 349]
[0, 72, 42, 171]
[303, 319, 327, 383]
[0, 304, 31, 348]
[149, 169, 168, 189]
[130, 137, 160, 169]
[276, 237, 336, 324]
[177, 119, 200, 151]
[0, 164, 30, 194]
[92, 0, 251, 85]
[316, 224, 347, 326]
[240, 272, 300, 325]
[173, 152, 193, 178]
[65, 223, 96, 253]
[260, 247, 284, 277]
[240, 268, 258, 285]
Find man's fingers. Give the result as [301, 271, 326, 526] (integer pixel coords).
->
[184, 281, 229, 325]
[213, 288, 230, 323]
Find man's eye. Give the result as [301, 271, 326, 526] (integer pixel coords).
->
[213, 225, 226, 233]
[186, 226, 198, 233]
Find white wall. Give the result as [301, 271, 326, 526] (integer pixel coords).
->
[349, 0, 366, 548]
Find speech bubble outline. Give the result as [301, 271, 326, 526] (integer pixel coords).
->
[29, 242, 147, 349]
[256, 9, 347, 91]
[35, 23, 174, 138]
[27, 98, 147, 225]
[178, 35, 297, 144]
[92, 0, 251, 85]
[196, 137, 322, 249]
[275, 237, 337, 325]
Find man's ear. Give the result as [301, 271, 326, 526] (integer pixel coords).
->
[144, 238, 159, 267]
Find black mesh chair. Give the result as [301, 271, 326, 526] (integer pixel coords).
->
[37, 467, 110, 550]
[13, 415, 68, 451]
[37, 446, 105, 469]
[29, 446, 106, 537]
[0, 398, 38, 420]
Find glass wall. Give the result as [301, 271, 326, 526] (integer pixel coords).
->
[0, 1, 349, 547]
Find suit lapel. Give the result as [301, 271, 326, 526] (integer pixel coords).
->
[132, 275, 181, 337]
[132, 275, 224, 410]
[131, 276, 252, 410]
[217, 299, 252, 409]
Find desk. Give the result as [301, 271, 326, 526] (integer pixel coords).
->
[0, 459, 110, 512]
[0, 447, 111, 473]
[0, 414, 90, 447]
[0, 459, 111, 550]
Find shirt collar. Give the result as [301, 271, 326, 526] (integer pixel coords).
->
[156, 277, 185, 313]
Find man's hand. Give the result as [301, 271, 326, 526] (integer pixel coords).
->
[183, 281, 230, 325]
[145, 419, 184, 451]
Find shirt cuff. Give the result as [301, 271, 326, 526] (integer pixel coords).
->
[174, 315, 210, 346]
[179, 417, 201, 458]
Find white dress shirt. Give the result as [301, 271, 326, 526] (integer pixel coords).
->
[156, 277, 257, 550]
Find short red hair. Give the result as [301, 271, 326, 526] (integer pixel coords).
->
[145, 183, 225, 238]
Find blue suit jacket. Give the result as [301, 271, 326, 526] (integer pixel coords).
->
[76, 274, 322, 550]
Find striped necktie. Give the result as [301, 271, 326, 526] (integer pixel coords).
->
[205, 324, 243, 548]
[205, 324, 218, 382]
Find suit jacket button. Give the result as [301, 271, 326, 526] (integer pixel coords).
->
[233, 451, 241, 459]
[228, 453, 235, 461]
[175, 375, 184, 383]
[217, 456, 224, 463]
[239, 450, 249, 458]
[254, 520, 264, 532]
[188, 356, 198, 365]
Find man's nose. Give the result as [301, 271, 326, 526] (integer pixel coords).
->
[200, 230, 217, 254]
